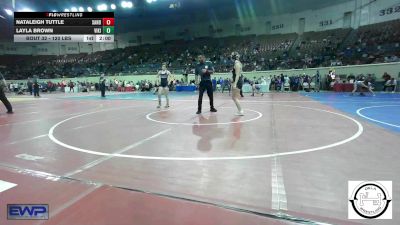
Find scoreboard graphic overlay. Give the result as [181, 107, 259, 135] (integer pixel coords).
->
[14, 12, 114, 43]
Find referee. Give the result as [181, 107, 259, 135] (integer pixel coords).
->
[195, 54, 217, 114]
[0, 72, 13, 114]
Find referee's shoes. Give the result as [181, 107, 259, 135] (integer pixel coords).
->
[196, 108, 217, 114]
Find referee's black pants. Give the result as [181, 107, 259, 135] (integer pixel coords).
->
[0, 88, 12, 112]
[198, 80, 214, 111]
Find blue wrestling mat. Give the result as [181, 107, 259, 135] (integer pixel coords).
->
[302, 92, 400, 133]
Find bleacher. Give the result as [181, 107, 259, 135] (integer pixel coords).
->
[340, 19, 400, 65]
[1, 19, 400, 80]
[293, 28, 351, 58]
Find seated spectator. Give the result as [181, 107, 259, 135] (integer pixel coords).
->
[383, 78, 397, 93]
[382, 72, 391, 82]
[280, 75, 290, 92]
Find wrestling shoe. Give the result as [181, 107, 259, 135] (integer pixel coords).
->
[235, 110, 244, 116]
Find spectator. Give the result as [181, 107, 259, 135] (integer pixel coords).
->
[383, 77, 397, 93]
[68, 80, 74, 92]
[27, 77, 33, 95]
[0, 72, 13, 114]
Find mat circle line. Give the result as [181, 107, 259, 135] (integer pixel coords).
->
[356, 105, 400, 128]
[146, 107, 263, 126]
[48, 104, 364, 161]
